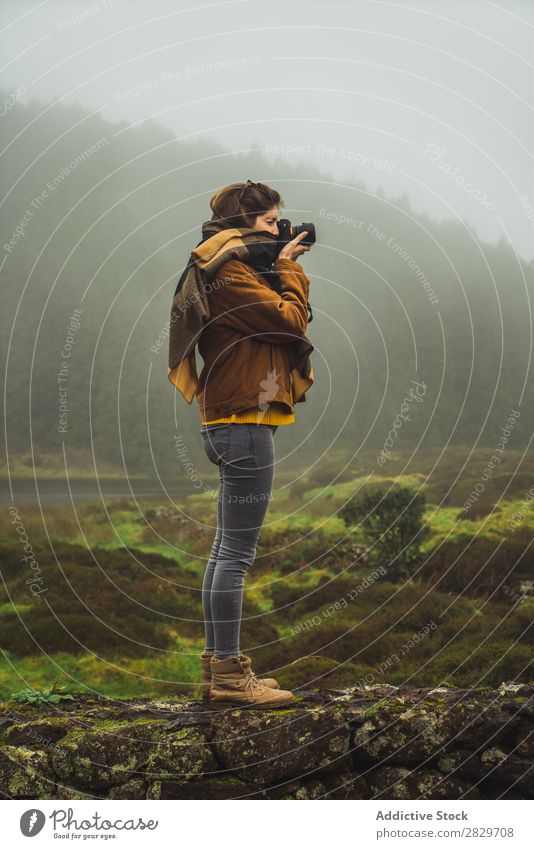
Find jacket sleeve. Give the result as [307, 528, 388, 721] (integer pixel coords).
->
[211, 257, 310, 343]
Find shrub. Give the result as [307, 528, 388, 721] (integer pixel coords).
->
[340, 483, 430, 578]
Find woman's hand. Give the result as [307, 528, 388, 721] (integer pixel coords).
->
[278, 231, 311, 262]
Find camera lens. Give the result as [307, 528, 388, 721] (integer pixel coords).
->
[292, 223, 316, 245]
[277, 219, 316, 246]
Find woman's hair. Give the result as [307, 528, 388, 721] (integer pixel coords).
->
[209, 180, 284, 228]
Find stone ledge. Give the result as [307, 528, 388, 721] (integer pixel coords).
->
[0, 682, 532, 800]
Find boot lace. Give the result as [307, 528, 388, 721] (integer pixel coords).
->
[244, 669, 264, 702]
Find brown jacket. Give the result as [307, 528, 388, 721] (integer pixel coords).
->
[196, 256, 314, 421]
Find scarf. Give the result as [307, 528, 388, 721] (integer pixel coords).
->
[167, 216, 314, 405]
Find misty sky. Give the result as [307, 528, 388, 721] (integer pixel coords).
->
[2, 0, 534, 260]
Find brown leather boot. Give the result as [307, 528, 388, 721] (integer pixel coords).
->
[200, 651, 279, 702]
[200, 651, 214, 702]
[209, 655, 294, 709]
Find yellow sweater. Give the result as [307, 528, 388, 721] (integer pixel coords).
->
[202, 401, 295, 426]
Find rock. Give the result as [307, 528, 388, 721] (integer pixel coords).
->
[5, 717, 77, 747]
[0, 682, 532, 799]
[266, 771, 368, 800]
[54, 784, 103, 800]
[145, 726, 218, 780]
[212, 705, 351, 785]
[0, 746, 55, 798]
[479, 747, 533, 794]
[438, 745, 534, 795]
[437, 748, 483, 782]
[50, 720, 162, 791]
[147, 776, 256, 800]
[366, 766, 483, 799]
[107, 778, 146, 799]
[501, 717, 534, 759]
[352, 693, 520, 767]
[272, 778, 329, 799]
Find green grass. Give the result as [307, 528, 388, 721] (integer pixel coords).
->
[0, 603, 33, 617]
[1, 454, 533, 698]
[0, 645, 203, 701]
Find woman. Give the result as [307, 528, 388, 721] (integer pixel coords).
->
[196, 180, 313, 709]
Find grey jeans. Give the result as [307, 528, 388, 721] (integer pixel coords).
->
[200, 422, 278, 659]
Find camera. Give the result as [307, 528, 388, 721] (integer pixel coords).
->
[276, 219, 316, 253]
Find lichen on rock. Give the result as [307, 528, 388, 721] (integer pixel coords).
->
[0, 682, 532, 800]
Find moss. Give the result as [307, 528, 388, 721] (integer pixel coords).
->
[5, 746, 42, 767]
[269, 708, 300, 715]
[9, 771, 37, 795]
[147, 781, 161, 799]
[55, 716, 162, 747]
[393, 782, 407, 798]
[87, 717, 158, 731]
[363, 698, 408, 719]
[1, 746, 53, 798]
[110, 755, 138, 776]
[167, 727, 190, 740]
[362, 698, 388, 718]
[3, 715, 74, 746]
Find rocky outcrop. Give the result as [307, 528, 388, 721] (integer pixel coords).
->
[0, 682, 532, 800]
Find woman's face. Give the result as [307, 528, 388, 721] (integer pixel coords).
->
[251, 206, 279, 236]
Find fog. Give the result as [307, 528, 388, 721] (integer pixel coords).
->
[2, 0, 534, 486]
[2, 0, 534, 259]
